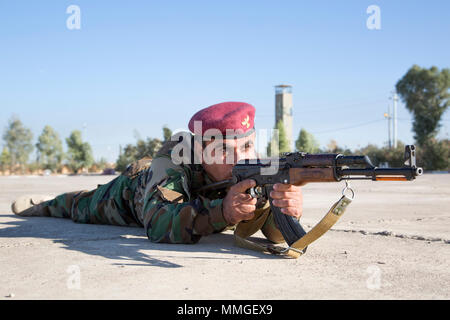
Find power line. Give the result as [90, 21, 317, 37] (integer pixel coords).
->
[256, 98, 388, 118]
[312, 119, 385, 134]
[310, 117, 449, 136]
[299, 98, 386, 111]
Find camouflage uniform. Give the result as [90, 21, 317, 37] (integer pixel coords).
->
[39, 134, 284, 244]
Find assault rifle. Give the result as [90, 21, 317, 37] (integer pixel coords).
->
[197, 145, 423, 258]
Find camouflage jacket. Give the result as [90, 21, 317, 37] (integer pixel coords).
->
[132, 134, 284, 244]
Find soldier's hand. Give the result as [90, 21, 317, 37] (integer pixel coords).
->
[223, 179, 257, 225]
[270, 183, 303, 219]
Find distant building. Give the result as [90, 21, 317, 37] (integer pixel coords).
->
[275, 84, 293, 148]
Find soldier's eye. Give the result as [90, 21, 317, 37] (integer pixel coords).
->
[243, 142, 253, 151]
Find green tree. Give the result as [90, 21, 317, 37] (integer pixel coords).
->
[163, 125, 172, 142]
[354, 143, 385, 166]
[2, 116, 34, 173]
[396, 65, 450, 145]
[416, 138, 450, 171]
[36, 125, 64, 172]
[116, 138, 162, 172]
[295, 128, 320, 153]
[66, 130, 94, 174]
[136, 137, 162, 159]
[115, 127, 167, 172]
[116, 144, 137, 172]
[324, 139, 352, 155]
[0, 147, 11, 173]
[382, 141, 407, 167]
[354, 141, 405, 167]
[267, 120, 290, 156]
[277, 120, 290, 154]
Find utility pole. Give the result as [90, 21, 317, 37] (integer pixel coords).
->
[393, 92, 398, 148]
[389, 91, 398, 148]
[384, 104, 391, 148]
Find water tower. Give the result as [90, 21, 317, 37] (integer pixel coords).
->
[275, 84, 293, 148]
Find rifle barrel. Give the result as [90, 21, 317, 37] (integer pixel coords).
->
[339, 167, 423, 180]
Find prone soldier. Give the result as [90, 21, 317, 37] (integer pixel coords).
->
[11, 102, 304, 245]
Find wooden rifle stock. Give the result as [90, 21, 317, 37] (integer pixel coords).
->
[288, 167, 337, 185]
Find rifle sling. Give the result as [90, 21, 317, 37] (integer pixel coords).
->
[234, 195, 352, 258]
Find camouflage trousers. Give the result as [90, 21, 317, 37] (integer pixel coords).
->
[39, 159, 152, 227]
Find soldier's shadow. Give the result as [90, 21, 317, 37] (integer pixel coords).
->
[0, 215, 286, 268]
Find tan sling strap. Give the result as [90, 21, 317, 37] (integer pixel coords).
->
[234, 194, 353, 258]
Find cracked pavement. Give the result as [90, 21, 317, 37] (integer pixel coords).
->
[0, 174, 449, 299]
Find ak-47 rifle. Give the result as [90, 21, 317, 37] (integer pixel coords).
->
[197, 145, 423, 258]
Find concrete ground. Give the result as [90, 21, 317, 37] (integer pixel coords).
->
[0, 174, 449, 300]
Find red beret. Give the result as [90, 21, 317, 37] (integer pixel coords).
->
[188, 102, 255, 138]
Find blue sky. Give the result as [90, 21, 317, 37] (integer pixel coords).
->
[1, 0, 449, 162]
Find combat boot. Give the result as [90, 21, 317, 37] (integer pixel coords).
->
[11, 195, 53, 217]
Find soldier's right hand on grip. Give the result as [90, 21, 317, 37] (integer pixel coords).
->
[223, 179, 257, 225]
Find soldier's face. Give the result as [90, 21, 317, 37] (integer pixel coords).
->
[201, 132, 256, 182]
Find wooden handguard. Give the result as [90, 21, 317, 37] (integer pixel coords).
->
[288, 167, 337, 185]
